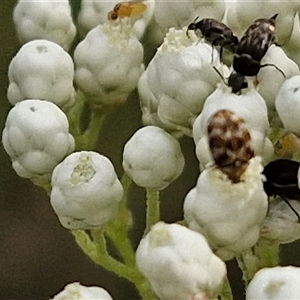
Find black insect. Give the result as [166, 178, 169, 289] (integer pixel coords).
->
[230, 13, 285, 92]
[187, 17, 238, 61]
[262, 159, 300, 221]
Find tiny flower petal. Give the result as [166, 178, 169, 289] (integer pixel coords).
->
[136, 222, 226, 300]
[122, 126, 185, 190]
[51, 282, 113, 299]
[50, 151, 123, 230]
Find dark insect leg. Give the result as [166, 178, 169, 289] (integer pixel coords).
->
[213, 66, 228, 86]
[260, 63, 286, 78]
[281, 196, 300, 222]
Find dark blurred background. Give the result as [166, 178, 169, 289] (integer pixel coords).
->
[1, 1, 300, 300]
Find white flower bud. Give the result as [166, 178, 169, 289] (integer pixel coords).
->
[50, 151, 123, 230]
[136, 222, 226, 300]
[257, 45, 299, 112]
[13, 0, 76, 51]
[246, 266, 300, 299]
[138, 27, 227, 137]
[2, 100, 75, 180]
[7, 39, 75, 111]
[153, 0, 225, 43]
[282, 13, 300, 66]
[184, 156, 268, 261]
[78, 0, 155, 40]
[51, 282, 113, 300]
[260, 198, 300, 244]
[193, 87, 273, 167]
[275, 75, 300, 135]
[74, 24, 144, 109]
[122, 126, 185, 190]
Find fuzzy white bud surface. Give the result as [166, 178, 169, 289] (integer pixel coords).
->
[246, 266, 300, 299]
[2, 100, 75, 180]
[225, 2, 298, 45]
[74, 24, 144, 109]
[77, 0, 155, 40]
[184, 157, 268, 261]
[7, 39, 75, 111]
[50, 151, 123, 230]
[13, 0, 76, 51]
[51, 282, 113, 300]
[275, 75, 300, 135]
[136, 222, 227, 300]
[138, 27, 228, 137]
[122, 126, 185, 190]
[261, 198, 300, 244]
[193, 87, 273, 167]
[257, 45, 300, 113]
[152, 0, 225, 45]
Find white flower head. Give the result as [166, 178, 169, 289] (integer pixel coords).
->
[139, 27, 228, 137]
[246, 266, 300, 299]
[74, 24, 144, 109]
[7, 39, 75, 111]
[193, 87, 273, 167]
[152, 0, 225, 45]
[136, 222, 227, 300]
[184, 156, 268, 261]
[78, 0, 155, 40]
[13, 0, 76, 51]
[122, 126, 185, 190]
[2, 100, 75, 180]
[275, 75, 300, 135]
[50, 151, 123, 230]
[260, 197, 300, 244]
[51, 282, 113, 300]
[257, 45, 299, 112]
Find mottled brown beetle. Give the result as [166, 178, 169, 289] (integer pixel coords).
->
[186, 17, 239, 61]
[263, 159, 300, 221]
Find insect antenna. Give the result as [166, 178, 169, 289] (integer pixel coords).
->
[213, 66, 228, 86]
[281, 195, 300, 222]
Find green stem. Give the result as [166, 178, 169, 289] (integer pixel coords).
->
[145, 188, 160, 234]
[75, 110, 105, 151]
[67, 92, 106, 151]
[237, 239, 280, 287]
[219, 276, 233, 300]
[72, 229, 158, 300]
[254, 238, 280, 269]
[105, 174, 136, 267]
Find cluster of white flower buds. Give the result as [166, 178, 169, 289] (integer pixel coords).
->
[5, 0, 300, 299]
